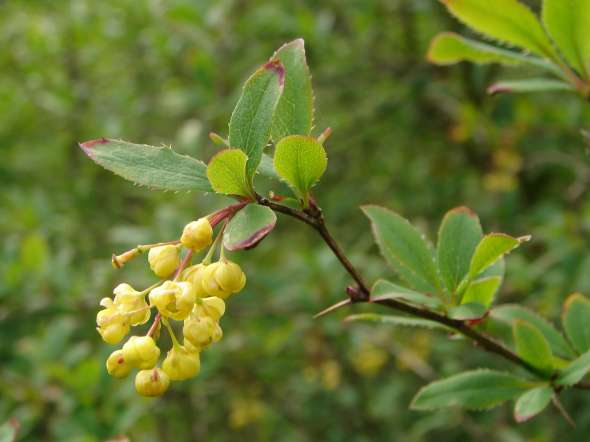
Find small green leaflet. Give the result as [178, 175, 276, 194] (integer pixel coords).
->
[270, 39, 314, 140]
[229, 59, 285, 180]
[79, 138, 211, 192]
[273, 135, 327, 203]
[436, 206, 482, 294]
[468, 233, 528, 280]
[362, 205, 441, 294]
[411, 369, 532, 411]
[223, 204, 277, 251]
[448, 303, 487, 320]
[461, 276, 502, 307]
[562, 293, 590, 354]
[371, 279, 443, 309]
[556, 349, 590, 386]
[491, 304, 574, 358]
[514, 386, 553, 423]
[487, 79, 574, 95]
[206, 149, 252, 197]
[513, 320, 554, 374]
[344, 313, 449, 331]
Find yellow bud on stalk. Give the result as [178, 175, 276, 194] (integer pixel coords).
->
[181, 218, 213, 251]
[148, 245, 180, 278]
[183, 315, 223, 349]
[200, 296, 226, 321]
[181, 264, 208, 297]
[149, 281, 196, 320]
[201, 260, 246, 299]
[122, 336, 160, 369]
[162, 345, 201, 380]
[106, 349, 132, 378]
[135, 368, 170, 397]
[96, 299, 130, 344]
[113, 283, 150, 325]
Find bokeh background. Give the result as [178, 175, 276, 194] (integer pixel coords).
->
[3, 0, 590, 440]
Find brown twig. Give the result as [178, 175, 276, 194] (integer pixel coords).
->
[257, 196, 590, 391]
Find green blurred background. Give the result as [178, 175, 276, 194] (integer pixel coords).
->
[3, 0, 590, 440]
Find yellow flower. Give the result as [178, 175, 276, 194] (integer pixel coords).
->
[198, 296, 226, 321]
[181, 264, 208, 297]
[181, 218, 213, 251]
[96, 298, 129, 344]
[113, 283, 150, 325]
[122, 336, 160, 369]
[106, 349, 133, 378]
[201, 260, 246, 299]
[148, 245, 180, 278]
[162, 345, 201, 380]
[135, 367, 170, 397]
[183, 314, 222, 349]
[149, 281, 196, 320]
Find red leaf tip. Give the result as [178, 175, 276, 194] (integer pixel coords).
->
[264, 59, 285, 87]
[79, 137, 109, 158]
[487, 84, 511, 96]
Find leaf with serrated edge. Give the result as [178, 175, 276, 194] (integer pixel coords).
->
[206, 149, 251, 197]
[79, 138, 211, 192]
[345, 313, 449, 331]
[487, 79, 574, 95]
[514, 386, 552, 423]
[448, 303, 487, 320]
[556, 349, 590, 386]
[491, 305, 574, 358]
[562, 293, 590, 355]
[229, 60, 284, 179]
[273, 135, 327, 200]
[469, 233, 527, 279]
[461, 276, 502, 307]
[371, 279, 443, 309]
[513, 320, 554, 373]
[362, 205, 441, 294]
[411, 369, 532, 411]
[223, 204, 277, 251]
[441, 0, 556, 59]
[270, 39, 314, 140]
[437, 206, 482, 294]
[542, 0, 590, 78]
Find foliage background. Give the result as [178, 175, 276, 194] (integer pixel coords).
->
[3, 0, 590, 440]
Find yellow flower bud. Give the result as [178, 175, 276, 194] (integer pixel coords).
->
[149, 281, 196, 320]
[106, 349, 132, 378]
[122, 336, 160, 369]
[148, 245, 180, 278]
[162, 345, 201, 380]
[215, 260, 246, 294]
[113, 283, 150, 325]
[97, 322, 130, 345]
[135, 368, 170, 397]
[180, 218, 213, 251]
[183, 315, 223, 349]
[200, 262, 227, 297]
[181, 264, 208, 297]
[200, 296, 225, 321]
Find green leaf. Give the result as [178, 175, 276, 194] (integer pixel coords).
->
[223, 204, 277, 251]
[468, 233, 527, 279]
[491, 305, 574, 358]
[258, 153, 278, 179]
[411, 369, 532, 411]
[514, 386, 553, 423]
[562, 293, 590, 354]
[345, 313, 449, 331]
[362, 205, 441, 294]
[487, 79, 574, 95]
[513, 320, 554, 373]
[441, 0, 556, 58]
[437, 206, 482, 294]
[273, 135, 327, 202]
[556, 349, 590, 386]
[448, 302, 488, 320]
[371, 279, 443, 309]
[428, 32, 531, 66]
[542, 0, 590, 77]
[229, 60, 285, 179]
[270, 39, 314, 140]
[462, 276, 502, 307]
[206, 149, 252, 197]
[79, 138, 211, 192]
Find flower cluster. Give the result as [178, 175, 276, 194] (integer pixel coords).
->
[98, 216, 246, 396]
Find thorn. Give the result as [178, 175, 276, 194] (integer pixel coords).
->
[552, 395, 576, 427]
[314, 299, 351, 318]
[317, 127, 333, 144]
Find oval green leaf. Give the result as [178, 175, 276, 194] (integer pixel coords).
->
[371, 279, 443, 310]
[223, 204, 277, 251]
[206, 149, 252, 197]
[557, 349, 590, 386]
[79, 138, 211, 192]
[562, 293, 590, 354]
[469, 233, 528, 279]
[514, 386, 552, 423]
[513, 320, 554, 373]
